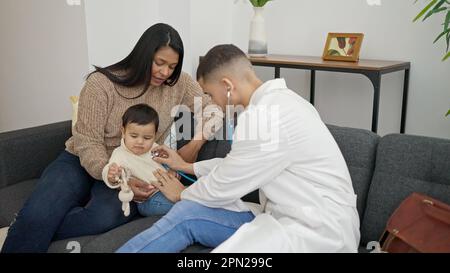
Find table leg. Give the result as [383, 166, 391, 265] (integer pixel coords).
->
[275, 67, 280, 78]
[310, 70, 316, 105]
[370, 74, 382, 133]
[400, 69, 410, 134]
[363, 72, 382, 133]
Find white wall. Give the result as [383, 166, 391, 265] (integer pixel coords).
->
[0, 0, 89, 133]
[232, 0, 450, 138]
[159, 0, 192, 74]
[190, 0, 233, 76]
[1, 0, 449, 139]
[0, 0, 232, 132]
[84, 0, 160, 70]
[84, 0, 233, 76]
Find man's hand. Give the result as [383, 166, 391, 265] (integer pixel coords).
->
[128, 177, 157, 202]
[167, 169, 181, 180]
[151, 145, 192, 174]
[151, 169, 186, 203]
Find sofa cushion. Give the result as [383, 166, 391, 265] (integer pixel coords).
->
[0, 121, 71, 189]
[358, 246, 370, 253]
[47, 235, 96, 253]
[327, 125, 379, 221]
[361, 134, 450, 245]
[0, 179, 37, 227]
[48, 216, 160, 253]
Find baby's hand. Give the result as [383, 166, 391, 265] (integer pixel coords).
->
[108, 163, 123, 184]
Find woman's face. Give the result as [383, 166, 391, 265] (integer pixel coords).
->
[151, 46, 179, 86]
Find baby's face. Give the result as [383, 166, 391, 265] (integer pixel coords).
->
[122, 122, 156, 156]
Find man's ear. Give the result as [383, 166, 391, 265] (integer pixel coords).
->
[121, 127, 125, 138]
[221, 78, 235, 93]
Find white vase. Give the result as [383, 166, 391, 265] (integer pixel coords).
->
[248, 7, 268, 57]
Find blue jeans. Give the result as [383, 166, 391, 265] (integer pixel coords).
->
[137, 191, 174, 216]
[116, 200, 255, 253]
[1, 151, 138, 253]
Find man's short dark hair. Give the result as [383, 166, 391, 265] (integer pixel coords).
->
[122, 103, 159, 131]
[196, 44, 248, 81]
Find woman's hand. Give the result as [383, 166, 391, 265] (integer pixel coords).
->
[151, 169, 186, 203]
[152, 145, 193, 174]
[128, 176, 157, 202]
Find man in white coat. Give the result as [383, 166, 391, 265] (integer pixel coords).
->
[116, 44, 360, 253]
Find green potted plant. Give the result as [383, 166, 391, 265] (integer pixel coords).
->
[413, 0, 450, 61]
[413, 0, 450, 118]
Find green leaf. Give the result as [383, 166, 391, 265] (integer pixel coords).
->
[445, 10, 450, 31]
[327, 49, 341, 56]
[446, 31, 450, 51]
[433, 28, 450, 43]
[422, 0, 447, 21]
[446, 109, 450, 116]
[433, 0, 447, 11]
[442, 50, 450, 61]
[413, 0, 438, 22]
[423, 6, 448, 21]
[249, 0, 271, 7]
[445, 11, 450, 50]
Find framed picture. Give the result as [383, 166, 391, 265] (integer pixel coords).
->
[322, 33, 364, 62]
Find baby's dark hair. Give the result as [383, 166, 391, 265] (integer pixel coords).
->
[122, 104, 159, 131]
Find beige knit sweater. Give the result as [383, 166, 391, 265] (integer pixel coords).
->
[65, 71, 222, 180]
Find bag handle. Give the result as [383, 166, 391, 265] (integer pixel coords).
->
[422, 199, 450, 225]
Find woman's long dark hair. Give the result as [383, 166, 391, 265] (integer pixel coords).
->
[89, 23, 184, 99]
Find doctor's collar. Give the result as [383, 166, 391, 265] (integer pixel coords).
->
[248, 78, 288, 106]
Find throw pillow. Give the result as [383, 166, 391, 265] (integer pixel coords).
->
[70, 96, 79, 127]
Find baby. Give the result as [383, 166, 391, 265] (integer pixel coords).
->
[102, 103, 174, 217]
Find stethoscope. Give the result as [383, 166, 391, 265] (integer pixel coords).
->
[153, 88, 234, 184]
[226, 89, 234, 144]
[151, 151, 197, 184]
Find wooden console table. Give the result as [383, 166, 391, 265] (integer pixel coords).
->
[248, 55, 411, 133]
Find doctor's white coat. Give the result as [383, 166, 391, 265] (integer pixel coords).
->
[181, 79, 361, 252]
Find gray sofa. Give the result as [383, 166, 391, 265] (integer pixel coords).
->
[0, 120, 449, 253]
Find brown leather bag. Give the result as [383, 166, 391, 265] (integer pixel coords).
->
[379, 192, 450, 253]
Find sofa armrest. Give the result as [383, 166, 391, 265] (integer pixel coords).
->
[0, 121, 72, 190]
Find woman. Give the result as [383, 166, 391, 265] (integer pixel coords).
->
[1, 23, 222, 253]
